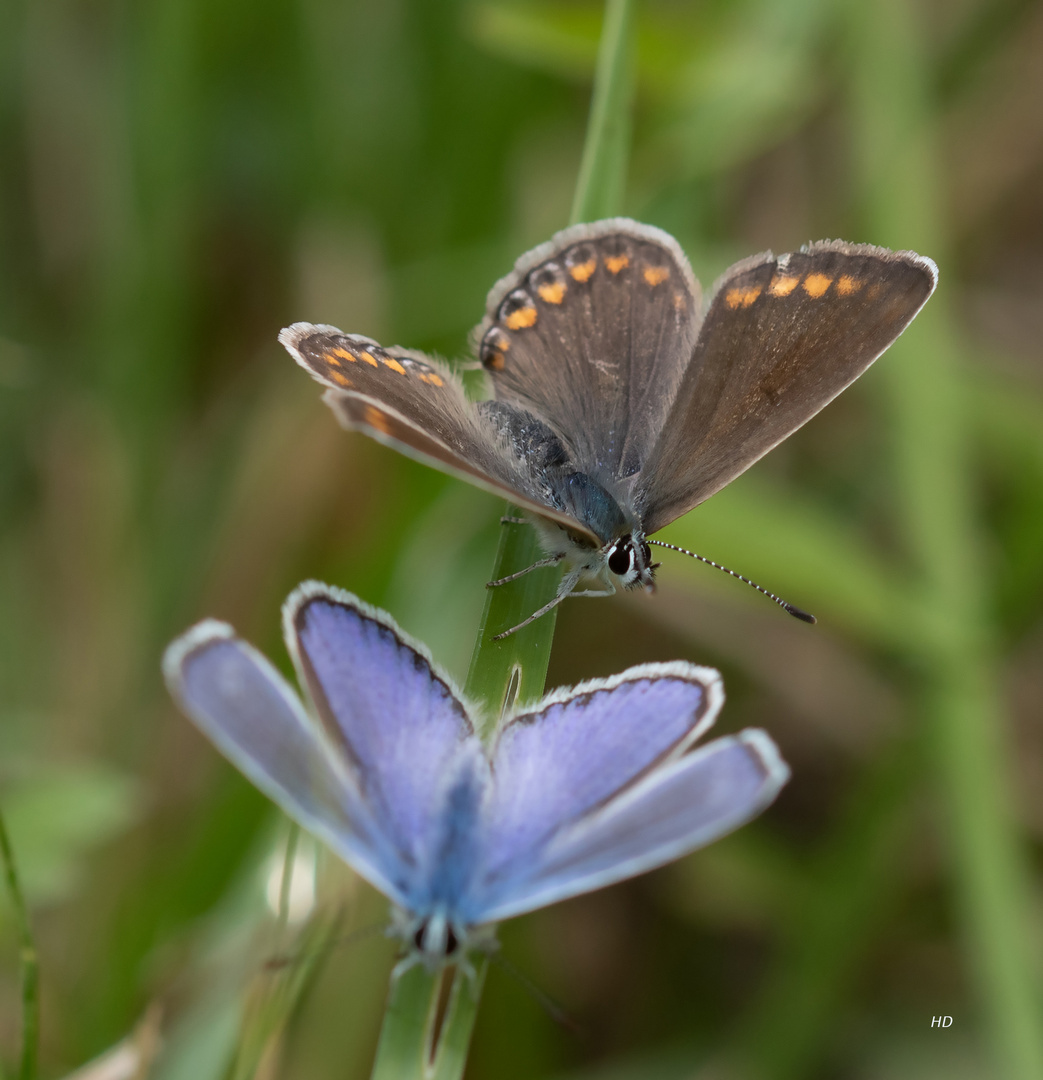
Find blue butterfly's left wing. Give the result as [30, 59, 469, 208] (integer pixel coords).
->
[284, 583, 486, 875]
[163, 620, 410, 905]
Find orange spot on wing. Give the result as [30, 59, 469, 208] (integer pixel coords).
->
[802, 273, 832, 298]
[421, 372, 444, 387]
[643, 266, 669, 287]
[537, 281, 566, 304]
[569, 259, 596, 282]
[605, 254, 629, 274]
[768, 274, 800, 297]
[383, 358, 406, 375]
[725, 284, 763, 309]
[505, 306, 538, 330]
[363, 405, 392, 435]
[837, 275, 863, 295]
[333, 347, 356, 362]
[323, 351, 342, 367]
[359, 351, 380, 367]
[330, 370, 351, 386]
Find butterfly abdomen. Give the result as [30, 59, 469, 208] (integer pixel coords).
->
[477, 400, 571, 473]
[551, 471, 628, 544]
[426, 758, 487, 918]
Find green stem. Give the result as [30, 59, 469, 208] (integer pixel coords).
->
[570, 0, 634, 225]
[0, 807, 37, 1080]
[369, 2, 635, 1077]
[275, 822, 300, 945]
[847, 2, 1043, 1077]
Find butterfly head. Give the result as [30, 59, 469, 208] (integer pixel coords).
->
[390, 905, 496, 977]
[606, 533, 657, 592]
[414, 911, 462, 959]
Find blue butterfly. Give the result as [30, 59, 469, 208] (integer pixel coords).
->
[163, 582, 789, 968]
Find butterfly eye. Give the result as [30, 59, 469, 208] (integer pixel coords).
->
[608, 540, 634, 577]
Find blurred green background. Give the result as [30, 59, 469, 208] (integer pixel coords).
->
[1, 0, 1042, 1076]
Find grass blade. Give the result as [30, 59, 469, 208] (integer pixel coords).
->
[0, 807, 38, 1080]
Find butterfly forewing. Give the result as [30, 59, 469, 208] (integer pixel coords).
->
[285, 583, 487, 873]
[639, 242, 937, 533]
[477, 220, 701, 482]
[280, 323, 601, 545]
[478, 663, 723, 888]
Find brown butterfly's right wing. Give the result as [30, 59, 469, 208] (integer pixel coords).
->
[280, 323, 602, 546]
[638, 242, 937, 534]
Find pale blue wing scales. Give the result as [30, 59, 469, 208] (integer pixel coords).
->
[162, 620, 410, 905]
[476, 730, 788, 923]
[284, 583, 481, 871]
[479, 663, 723, 886]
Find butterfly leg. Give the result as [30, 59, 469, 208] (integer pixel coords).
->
[567, 581, 616, 599]
[499, 515, 529, 526]
[486, 552, 566, 588]
[390, 950, 424, 981]
[492, 569, 581, 639]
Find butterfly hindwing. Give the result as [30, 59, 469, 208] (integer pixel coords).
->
[476, 220, 701, 482]
[280, 323, 601, 545]
[639, 242, 938, 533]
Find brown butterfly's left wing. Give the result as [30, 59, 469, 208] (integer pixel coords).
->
[279, 323, 602, 545]
[638, 242, 937, 534]
[475, 219, 702, 484]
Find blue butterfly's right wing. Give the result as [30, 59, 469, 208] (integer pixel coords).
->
[471, 665, 787, 924]
[479, 729, 788, 922]
[479, 663, 722, 885]
[163, 619, 410, 905]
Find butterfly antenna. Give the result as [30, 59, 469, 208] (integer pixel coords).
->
[489, 953, 584, 1035]
[647, 540, 816, 623]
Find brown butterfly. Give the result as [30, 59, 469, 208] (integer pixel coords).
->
[281, 219, 936, 635]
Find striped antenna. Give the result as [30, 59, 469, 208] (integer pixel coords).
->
[647, 540, 816, 624]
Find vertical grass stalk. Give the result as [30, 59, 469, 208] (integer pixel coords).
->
[275, 822, 300, 945]
[369, 2, 635, 1076]
[571, 0, 634, 226]
[846, 1, 1043, 1076]
[0, 808, 37, 1080]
